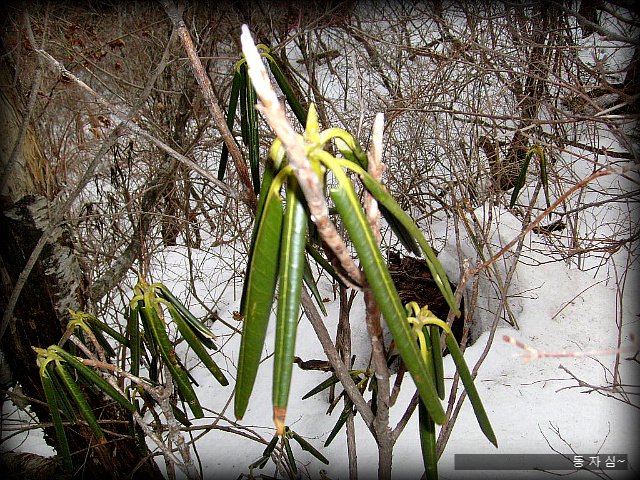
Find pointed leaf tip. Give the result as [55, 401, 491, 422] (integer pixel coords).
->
[273, 406, 287, 436]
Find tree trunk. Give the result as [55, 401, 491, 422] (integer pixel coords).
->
[0, 53, 163, 480]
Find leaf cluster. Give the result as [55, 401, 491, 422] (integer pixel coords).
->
[33, 277, 228, 473]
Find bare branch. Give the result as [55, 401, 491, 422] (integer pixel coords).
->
[503, 335, 639, 362]
[160, 0, 256, 209]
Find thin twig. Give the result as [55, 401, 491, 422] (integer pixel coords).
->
[363, 113, 393, 478]
[470, 169, 613, 275]
[503, 335, 639, 362]
[300, 287, 376, 435]
[160, 0, 256, 209]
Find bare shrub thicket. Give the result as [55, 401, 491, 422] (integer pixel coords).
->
[1, 0, 637, 477]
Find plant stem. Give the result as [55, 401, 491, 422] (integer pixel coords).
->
[161, 0, 257, 209]
[300, 288, 375, 434]
[363, 113, 393, 479]
[240, 24, 364, 287]
[337, 285, 358, 479]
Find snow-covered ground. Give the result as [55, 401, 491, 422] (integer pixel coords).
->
[3, 195, 637, 480]
[2, 6, 638, 479]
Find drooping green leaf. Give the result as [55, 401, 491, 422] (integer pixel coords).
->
[419, 399, 438, 480]
[239, 64, 249, 147]
[155, 284, 217, 346]
[166, 304, 228, 386]
[128, 304, 140, 377]
[380, 203, 422, 255]
[429, 324, 445, 399]
[54, 359, 106, 442]
[444, 334, 498, 447]
[289, 429, 330, 465]
[245, 69, 261, 192]
[272, 179, 308, 434]
[52, 346, 137, 414]
[324, 398, 354, 448]
[262, 433, 279, 457]
[509, 147, 534, 208]
[45, 361, 77, 423]
[369, 374, 378, 416]
[267, 56, 307, 127]
[171, 403, 192, 427]
[249, 455, 270, 470]
[302, 374, 340, 400]
[305, 242, 347, 288]
[302, 256, 327, 316]
[324, 158, 447, 424]
[240, 156, 280, 315]
[539, 146, 551, 208]
[283, 434, 297, 474]
[340, 159, 459, 316]
[83, 316, 120, 356]
[40, 361, 73, 473]
[235, 172, 287, 420]
[218, 69, 243, 181]
[140, 305, 203, 418]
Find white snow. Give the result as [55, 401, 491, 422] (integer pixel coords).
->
[2, 6, 638, 480]
[8, 217, 636, 480]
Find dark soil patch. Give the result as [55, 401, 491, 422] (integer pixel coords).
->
[387, 250, 467, 352]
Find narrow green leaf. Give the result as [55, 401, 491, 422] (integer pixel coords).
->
[84, 316, 121, 355]
[155, 284, 217, 344]
[340, 159, 459, 316]
[419, 400, 438, 480]
[240, 157, 279, 315]
[289, 430, 330, 464]
[136, 300, 158, 358]
[420, 325, 437, 400]
[148, 350, 159, 383]
[166, 304, 229, 386]
[539, 147, 551, 208]
[305, 242, 346, 288]
[262, 434, 279, 457]
[245, 72, 261, 191]
[54, 359, 105, 442]
[171, 403, 192, 427]
[128, 304, 140, 377]
[140, 305, 204, 418]
[40, 362, 73, 473]
[429, 324, 445, 399]
[325, 161, 447, 425]
[235, 174, 286, 420]
[302, 257, 327, 316]
[134, 421, 147, 453]
[509, 148, 534, 208]
[302, 374, 340, 400]
[239, 64, 249, 146]
[218, 70, 243, 181]
[444, 335, 498, 447]
[267, 57, 307, 127]
[283, 434, 297, 474]
[370, 374, 378, 416]
[323, 399, 353, 448]
[380, 203, 422, 255]
[45, 361, 77, 423]
[52, 346, 137, 414]
[273, 179, 308, 434]
[249, 455, 270, 470]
